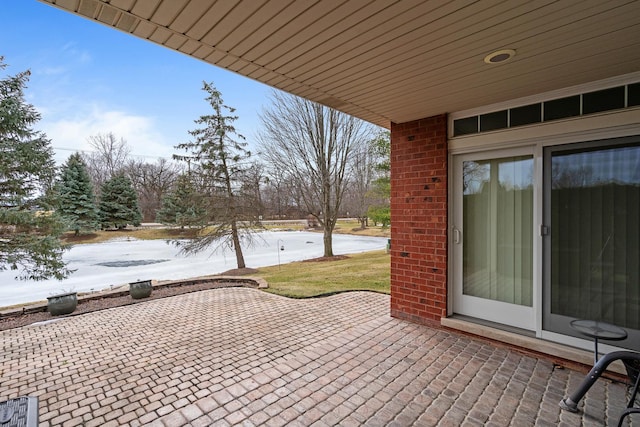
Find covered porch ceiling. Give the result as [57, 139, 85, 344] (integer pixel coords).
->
[40, 0, 640, 129]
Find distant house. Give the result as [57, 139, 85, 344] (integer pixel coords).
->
[43, 1, 640, 357]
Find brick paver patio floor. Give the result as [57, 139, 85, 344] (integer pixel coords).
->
[0, 288, 634, 426]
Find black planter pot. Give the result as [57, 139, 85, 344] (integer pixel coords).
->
[129, 280, 153, 299]
[47, 292, 78, 316]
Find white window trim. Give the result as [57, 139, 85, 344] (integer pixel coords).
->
[449, 108, 640, 155]
[448, 70, 640, 141]
[450, 71, 640, 121]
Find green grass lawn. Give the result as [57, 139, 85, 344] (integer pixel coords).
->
[255, 250, 390, 298]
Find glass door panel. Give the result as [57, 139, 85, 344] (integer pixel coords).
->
[543, 138, 640, 351]
[453, 150, 535, 330]
[463, 156, 533, 305]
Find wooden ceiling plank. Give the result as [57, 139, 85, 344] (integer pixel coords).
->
[164, 33, 188, 50]
[257, 0, 394, 72]
[150, 0, 190, 27]
[225, 57, 257, 72]
[293, 0, 558, 86]
[97, 3, 120, 24]
[388, 54, 640, 123]
[328, 6, 634, 108]
[215, 1, 294, 53]
[325, 1, 638, 102]
[366, 13, 640, 106]
[281, 84, 318, 99]
[234, 62, 261, 76]
[76, 0, 100, 18]
[215, 54, 241, 68]
[148, 26, 172, 44]
[51, 0, 79, 11]
[204, 49, 228, 64]
[257, 0, 428, 71]
[199, 0, 269, 47]
[312, 0, 575, 91]
[169, 0, 216, 34]
[360, 32, 640, 119]
[264, 73, 303, 90]
[115, 13, 138, 32]
[179, 39, 202, 55]
[243, 0, 345, 65]
[278, 0, 478, 81]
[311, 0, 625, 91]
[246, 68, 270, 81]
[130, 0, 162, 20]
[192, 44, 214, 59]
[132, 19, 156, 39]
[107, 0, 135, 11]
[234, 0, 321, 61]
[184, 0, 239, 41]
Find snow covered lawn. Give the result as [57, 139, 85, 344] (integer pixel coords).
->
[0, 231, 387, 307]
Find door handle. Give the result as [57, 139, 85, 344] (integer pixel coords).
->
[453, 227, 461, 244]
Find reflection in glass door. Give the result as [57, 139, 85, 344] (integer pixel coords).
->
[543, 138, 640, 351]
[453, 151, 535, 330]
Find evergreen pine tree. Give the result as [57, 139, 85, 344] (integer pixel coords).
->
[0, 57, 70, 280]
[98, 174, 142, 229]
[156, 174, 207, 228]
[57, 153, 99, 235]
[367, 131, 390, 228]
[173, 81, 257, 269]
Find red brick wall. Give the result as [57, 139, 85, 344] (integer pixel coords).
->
[390, 115, 448, 324]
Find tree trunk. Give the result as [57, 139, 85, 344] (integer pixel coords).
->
[323, 226, 333, 257]
[221, 144, 246, 270]
[231, 220, 246, 269]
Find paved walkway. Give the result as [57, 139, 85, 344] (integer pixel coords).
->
[0, 288, 634, 426]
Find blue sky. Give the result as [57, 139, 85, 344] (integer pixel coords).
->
[2, 0, 273, 164]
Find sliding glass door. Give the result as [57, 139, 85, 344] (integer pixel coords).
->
[543, 137, 640, 350]
[452, 148, 535, 330]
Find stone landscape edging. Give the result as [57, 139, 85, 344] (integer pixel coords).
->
[0, 275, 268, 319]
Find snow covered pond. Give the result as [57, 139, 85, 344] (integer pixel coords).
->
[0, 231, 388, 307]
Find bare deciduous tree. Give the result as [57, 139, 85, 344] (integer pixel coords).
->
[82, 132, 131, 194]
[343, 144, 378, 228]
[238, 161, 266, 220]
[126, 158, 180, 222]
[258, 91, 373, 257]
[261, 164, 306, 219]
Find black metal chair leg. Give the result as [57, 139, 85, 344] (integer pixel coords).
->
[627, 369, 640, 409]
[617, 408, 640, 427]
[618, 364, 640, 426]
[560, 351, 633, 412]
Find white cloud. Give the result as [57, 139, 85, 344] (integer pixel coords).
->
[60, 42, 92, 65]
[38, 104, 177, 164]
[38, 66, 67, 76]
[30, 42, 91, 79]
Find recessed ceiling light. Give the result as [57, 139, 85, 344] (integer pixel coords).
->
[484, 49, 516, 64]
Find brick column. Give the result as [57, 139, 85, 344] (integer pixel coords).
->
[390, 114, 448, 324]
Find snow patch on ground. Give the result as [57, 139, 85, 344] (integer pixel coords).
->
[0, 231, 387, 307]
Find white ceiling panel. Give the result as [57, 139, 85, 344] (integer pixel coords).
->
[38, 0, 640, 128]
